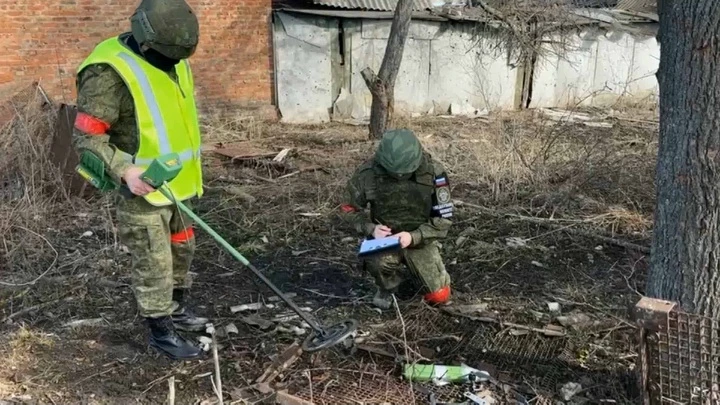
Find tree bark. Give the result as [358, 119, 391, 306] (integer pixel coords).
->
[646, 1, 720, 318]
[362, 0, 414, 139]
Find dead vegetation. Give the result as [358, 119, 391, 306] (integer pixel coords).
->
[0, 96, 658, 403]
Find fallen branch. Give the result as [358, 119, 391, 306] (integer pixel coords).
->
[0, 225, 59, 287]
[442, 307, 566, 337]
[168, 376, 175, 405]
[2, 284, 84, 323]
[456, 200, 651, 253]
[212, 332, 224, 405]
[256, 342, 303, 384]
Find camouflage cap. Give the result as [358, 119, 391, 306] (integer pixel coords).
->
[131, 0, 199, 60]
[374, 129, 423, 175]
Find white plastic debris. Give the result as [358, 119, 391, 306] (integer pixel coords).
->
[547, 302, 561, 313]
[198, 336, 213, 352]
[277, 325, 306, 336]
[230, 303, 275, 313]
[505, 237, 528, 248]
[560, 382, 583, 401]
[225, 323, 239, 335]
[81, 231, 94, 238]
[531, 260, 545, 268]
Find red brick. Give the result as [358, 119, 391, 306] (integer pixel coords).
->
[1, 0, 273, 111]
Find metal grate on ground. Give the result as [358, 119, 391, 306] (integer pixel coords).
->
[635, 297, 720, 404]
[284, 308, 575, 404]
[291, 370, 467, 404]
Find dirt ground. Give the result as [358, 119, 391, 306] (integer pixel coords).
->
[0, 107, 658, 404]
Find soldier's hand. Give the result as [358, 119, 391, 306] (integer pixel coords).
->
[373, 225, 392, 239]
[393, 232, 413, 248]
[123, 166, 155, 196]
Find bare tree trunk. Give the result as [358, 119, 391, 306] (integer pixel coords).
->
[361, 0, 413, 139]
[646, 1, 720, 318]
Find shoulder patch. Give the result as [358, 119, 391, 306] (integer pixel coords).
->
[436, 186, 451, 204]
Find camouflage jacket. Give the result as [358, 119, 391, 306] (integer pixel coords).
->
[341, 154, 453, 247]
[72, 33, 179, 186]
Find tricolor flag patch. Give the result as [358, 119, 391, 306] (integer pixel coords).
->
[434, 177, 448, 187]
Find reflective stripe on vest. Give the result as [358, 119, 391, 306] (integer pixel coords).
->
[116, 52, 172, 156]
[77, 36, 203, 207]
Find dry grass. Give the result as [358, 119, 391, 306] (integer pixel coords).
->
[0, 104, 659, 403]
[0, 84, 71, 287]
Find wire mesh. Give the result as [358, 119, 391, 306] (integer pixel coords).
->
[644, 305, 720, 404]
[292, 370, 467, 404]
[287, 309, 576, 404]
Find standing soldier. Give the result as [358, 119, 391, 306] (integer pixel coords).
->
[72, 0, 207, 360]
[340, 129, 453, 310]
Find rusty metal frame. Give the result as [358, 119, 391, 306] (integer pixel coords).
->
[633, 296, 720, 405]
[634, 297, 677, 405]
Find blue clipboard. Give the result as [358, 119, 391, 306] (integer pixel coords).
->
[358, 236, 402, 257]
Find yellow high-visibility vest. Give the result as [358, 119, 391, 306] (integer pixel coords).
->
[78, 36, 203, 206]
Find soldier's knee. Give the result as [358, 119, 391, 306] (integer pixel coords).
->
[424, 285, 451, 305]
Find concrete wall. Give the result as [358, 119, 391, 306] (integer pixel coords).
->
[347, 20, 518, 117]
[273, 12, 518, 123]
[272, 12, 659, 123]
[530, 28, 659, 108]
[2, 1, 274, 109]
[273, 12, 337, 123]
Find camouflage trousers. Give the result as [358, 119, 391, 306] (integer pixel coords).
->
[116, 196, 196, 318]
[363, 241, 451, 294]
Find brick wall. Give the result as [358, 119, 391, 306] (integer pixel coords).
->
[0, 0, 274, 110]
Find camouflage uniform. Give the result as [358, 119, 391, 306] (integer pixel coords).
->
[341, 129, 453, 307]
[73, 32, 200, 321]
[72, 0, 205, 360]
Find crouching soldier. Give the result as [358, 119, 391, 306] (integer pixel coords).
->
[340, 129, 453, 309]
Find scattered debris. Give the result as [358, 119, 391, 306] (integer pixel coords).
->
[505, 237, 528, 248]
[449, 102, 489, 118]
[560, 382, 583, 401]
[267, 292, 297, 302]
[272, 313, 300, 323]
[256, 342, 303, 384]
[547, 302, 561, 313]
[223, 186, 256, 203]
[80, 231, 93, 238]
[450, 303, 490, 315]
[198, 336, 213, 352]
[224, 323, 239, 335]
[403, 363, 490, 385]
[272, 148, 293, 163]
[531, 260, 545, 268]
[276, 325, 306, 336]
[240, 315, 274, 330]
[556, 312, 592, 329]
[62, 318, 104, 328]
[231, 303, 275, 313]
[291, 250, 312, 257]
[213, 142, 279, 161]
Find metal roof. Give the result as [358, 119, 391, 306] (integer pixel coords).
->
[616, 0, 655, 13]
[309, 0, 442, 12]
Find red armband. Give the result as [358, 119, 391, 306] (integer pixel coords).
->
[340, 204, 358, 213]
[74, 112, 110, 135]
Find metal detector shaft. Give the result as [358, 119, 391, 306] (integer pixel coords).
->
[159, 188, 325, 334]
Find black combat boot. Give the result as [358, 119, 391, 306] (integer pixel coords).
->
[171, 289, 209, 332]
[147, 316, 202, 360]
